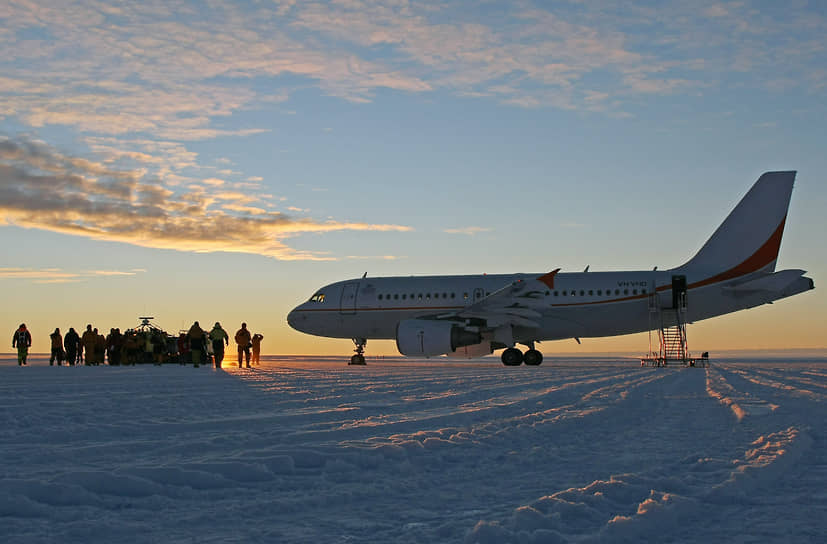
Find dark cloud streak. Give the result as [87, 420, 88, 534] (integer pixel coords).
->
[0, 136, 411, 260]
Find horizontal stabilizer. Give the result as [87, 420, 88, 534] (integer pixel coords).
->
[723, 269, 807, 293]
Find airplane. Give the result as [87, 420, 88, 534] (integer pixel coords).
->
[287, 171, 815, 365]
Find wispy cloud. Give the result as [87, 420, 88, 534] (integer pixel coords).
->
[0, 137, 411, 260]
[0, 267, 145, 284]
[1, 0, 821, 141]
[345, 255, 404, 261]
[443, 226, 493, 235]
[92, 269, 144, 276]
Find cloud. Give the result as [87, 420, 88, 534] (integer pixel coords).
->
[443, 226, 493, 235]
[0, 137, 412, 261]
[91, 269, 144, 276]
[345, 255, 404, 261]
[0, 266, 144, 284]
[2, 0, 818, 141]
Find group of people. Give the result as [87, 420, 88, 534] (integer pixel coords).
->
[12, 322, 264, 368]
[14, 323, 90, 366]
[183, 321, 264, 369]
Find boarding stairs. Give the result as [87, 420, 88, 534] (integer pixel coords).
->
[642, 276, 706, 367]
[657, 309, 688, 363]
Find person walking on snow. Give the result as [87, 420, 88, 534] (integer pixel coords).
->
[49, 328, 64, 366]
[235, 323, 252, 368]
[251, 333, 263, 365]
[13, 323, 32, 366]
[187, 321, 206, 367]
[64, 327, 80, 366]
[81, 325, 96, 366]
[209, 322, 229, 369]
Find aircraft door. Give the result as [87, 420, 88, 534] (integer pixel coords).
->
[671, 275, 687, 309]
[473, 288, 486, 303]
[340, 282, 359, 315]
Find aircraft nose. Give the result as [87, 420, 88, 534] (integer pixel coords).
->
[287, 308, 304, 331]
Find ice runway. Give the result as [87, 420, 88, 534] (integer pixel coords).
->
[1, 356, 825, 543]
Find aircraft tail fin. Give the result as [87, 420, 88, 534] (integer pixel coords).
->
[676, 171, 795, 281]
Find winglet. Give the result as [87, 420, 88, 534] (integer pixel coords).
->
[537, 268, 561, 288]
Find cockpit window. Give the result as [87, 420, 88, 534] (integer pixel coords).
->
[309, 293, 326, 303]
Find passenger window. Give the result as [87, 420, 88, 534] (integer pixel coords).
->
[579, 290, 584, 296]
[624, 289, 629, 295]
[632, 289, 637, 295]
[588, 290, 593, 296]
[554, 291, 559, 296]
[597, 290, 602, 295]
[378, 294, 383, 300]
[394, 294, 399, 300]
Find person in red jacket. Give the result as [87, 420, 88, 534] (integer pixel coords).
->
[13, 323, 32, 366]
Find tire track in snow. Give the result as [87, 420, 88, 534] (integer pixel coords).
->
[748, 367, 827, 393]
[467, 366, 816, 544]
[705, 365, 778, 421]
[724, 366, 824, 401]
[467, 426, 813, 544]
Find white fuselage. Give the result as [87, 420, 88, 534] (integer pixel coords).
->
[286, 268, 808, 345]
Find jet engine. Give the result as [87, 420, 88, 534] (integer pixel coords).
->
[396, 319, 482, 357]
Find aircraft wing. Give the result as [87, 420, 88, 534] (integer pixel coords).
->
[434, 271, 558, 329]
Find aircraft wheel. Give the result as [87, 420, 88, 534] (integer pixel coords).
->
[501, 348, 524, 366]
[524, 349, 543, 366]
[350, 354, 366, 365]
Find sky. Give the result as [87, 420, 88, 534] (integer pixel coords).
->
[1, 0, 825, 356]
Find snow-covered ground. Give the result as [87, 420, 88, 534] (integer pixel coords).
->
[1, 355, 825, 543]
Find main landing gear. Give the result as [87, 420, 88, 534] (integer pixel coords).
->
[501, 345, 543, 366]
[350, 338, 367, 365]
